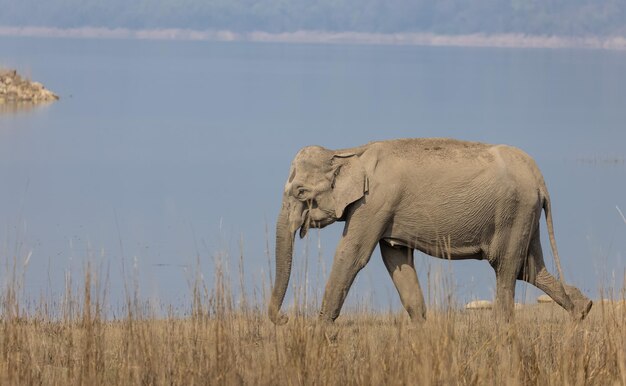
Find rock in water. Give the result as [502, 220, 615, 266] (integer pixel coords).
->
[0, 69, 59, 103]
[465, 300, 493, 310]
[537, 294, 555, 303]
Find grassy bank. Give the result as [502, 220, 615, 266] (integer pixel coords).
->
[1, 262, 625, 385]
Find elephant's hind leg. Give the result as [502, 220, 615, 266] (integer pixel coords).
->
[380, 242, 426, 322]
[491, 258, 521, 322]
[521, 230, 591, 320]
[488, 210, 533, 321]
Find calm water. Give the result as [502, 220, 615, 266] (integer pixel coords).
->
[1, 37, 625, 314]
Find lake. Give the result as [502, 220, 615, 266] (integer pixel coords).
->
[1, 36, 625, 315]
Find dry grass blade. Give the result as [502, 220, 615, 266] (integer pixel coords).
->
[617, 206, 626, 225]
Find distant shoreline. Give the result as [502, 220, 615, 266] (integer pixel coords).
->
[2, 26, 626, 50]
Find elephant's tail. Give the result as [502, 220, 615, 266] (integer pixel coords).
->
[543, 193, 566, 283]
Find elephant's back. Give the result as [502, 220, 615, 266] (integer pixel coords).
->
[371, 137, 495, 164]
[487, 144, 548, 200]
[489, 144, 545, 179]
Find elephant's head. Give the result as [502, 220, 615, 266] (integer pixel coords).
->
[268, 145, 368, 325]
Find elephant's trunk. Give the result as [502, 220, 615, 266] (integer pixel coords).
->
[268, 203, 296, 325]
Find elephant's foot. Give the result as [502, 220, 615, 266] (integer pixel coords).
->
[570, 298, 593, 321]
[493, 309, 514, 324]
[566, 285, 593, 321]
[269, 312, 289, 326]
[405, 304, 427, 323]
[409, 316, 426, 325]
[493, 297, 515, 323]
[407, 311, 426, 324]
[314, 318, 339, 344]
[324, 328, 339, 345]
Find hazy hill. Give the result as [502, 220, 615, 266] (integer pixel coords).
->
[1, 0, 626, 37]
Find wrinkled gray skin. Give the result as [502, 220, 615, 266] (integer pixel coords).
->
[268, 138, 593, 325]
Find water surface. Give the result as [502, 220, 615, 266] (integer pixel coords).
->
[1, 37, 625, 313]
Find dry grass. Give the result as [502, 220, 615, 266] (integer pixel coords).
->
[1, 258, 625, 385]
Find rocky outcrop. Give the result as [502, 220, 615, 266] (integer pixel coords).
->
[0, 69, 59, 103]
[465, 300, 493, 310]
[465, 299, 523, 310]
[537, 294, 555, 303]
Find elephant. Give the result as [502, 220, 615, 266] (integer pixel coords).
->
[268, 138, 592, 325]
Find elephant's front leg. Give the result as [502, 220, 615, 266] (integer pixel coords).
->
[380, 242, 426, 322]
[319, 212, 384, 323]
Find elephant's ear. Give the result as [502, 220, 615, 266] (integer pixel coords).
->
[331, 153, 368, 219]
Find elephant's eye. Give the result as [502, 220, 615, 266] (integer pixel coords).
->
[294, 187, 310, 200]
